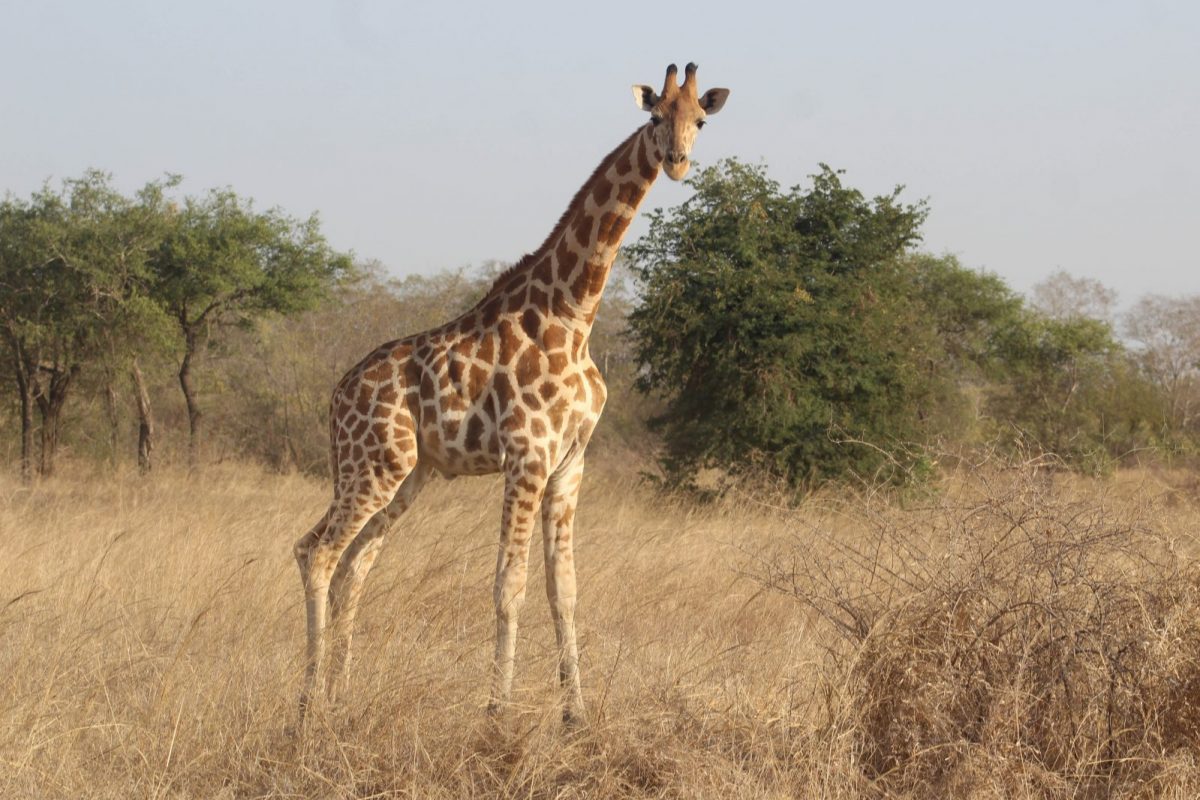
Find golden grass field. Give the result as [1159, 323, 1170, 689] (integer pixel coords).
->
[2, 455, 1200, 798]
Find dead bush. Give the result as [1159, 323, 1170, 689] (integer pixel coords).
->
[757, 457, 1200, 797]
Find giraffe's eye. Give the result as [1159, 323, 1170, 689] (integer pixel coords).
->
[650, 115, 664, 126]
[697, 119, 706, 129]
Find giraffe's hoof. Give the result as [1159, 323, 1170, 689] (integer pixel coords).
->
[562, 708, 586, 730]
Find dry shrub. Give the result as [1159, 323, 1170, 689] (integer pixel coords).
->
[760, 457, 1200, 797]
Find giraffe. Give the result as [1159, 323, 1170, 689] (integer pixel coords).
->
[294, 62, 729, 724]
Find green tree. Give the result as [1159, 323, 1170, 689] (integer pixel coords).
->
[903, 253, 1026, 442]
[916, 265, 1169, 467]
[149, 190, 353, 464]
[0, 188, 66, 479]
[986, 313, 1128, 466]
[0, 172, 176, 477]
[907, 253, 1023, 377]
[58, 172, 178, 469]
[627, 159, 931, 488]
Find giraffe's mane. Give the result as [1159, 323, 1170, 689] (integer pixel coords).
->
[474, 125, 647, 305]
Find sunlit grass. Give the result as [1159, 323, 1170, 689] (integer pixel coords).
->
[1, 458, 1198, 797]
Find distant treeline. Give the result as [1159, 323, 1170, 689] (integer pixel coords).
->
[2, 164, 1198, 489]
[0, 171, 351, 479]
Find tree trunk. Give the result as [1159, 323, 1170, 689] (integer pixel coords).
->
[15, 364, 36, 484]
[38, 406, 57, 477]
[4, 335, 37, 483]
[179, 330, 202, 467]
[131, 358, 155, 473]
[104, 377, 120, 464]
[35, 366, 73, 477]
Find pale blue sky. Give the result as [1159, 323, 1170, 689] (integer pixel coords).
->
[3, 1, 1197, 303]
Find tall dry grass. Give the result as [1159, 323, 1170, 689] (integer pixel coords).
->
[1, 456, 1198, 798]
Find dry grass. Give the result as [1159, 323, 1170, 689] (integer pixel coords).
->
[1, 455, 1199, 798]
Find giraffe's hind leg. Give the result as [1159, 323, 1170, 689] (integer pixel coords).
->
[298, 462, 412, 719]
[326, 460, 432, 702]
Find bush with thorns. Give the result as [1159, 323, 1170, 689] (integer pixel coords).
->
[759, 457, 1200, 797]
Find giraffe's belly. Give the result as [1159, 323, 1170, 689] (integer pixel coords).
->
[410, 353, 606, 479]
[416, 406, 504, 477]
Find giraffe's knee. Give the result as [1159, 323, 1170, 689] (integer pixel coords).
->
[308, 546, 341, 585]
[494, 573, 530, 622]
[294, 537, 311, 569]
[294, 524, 324, 571]
[554, 593, 577, 623]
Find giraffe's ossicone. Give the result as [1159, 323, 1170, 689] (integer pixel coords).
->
[294, 63, 730, 725]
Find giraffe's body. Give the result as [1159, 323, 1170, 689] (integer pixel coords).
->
[295, 63, 728, 724]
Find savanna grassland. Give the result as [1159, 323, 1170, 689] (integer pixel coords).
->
[3, 455, 1200, 798]
[7, 87, 1200, 800]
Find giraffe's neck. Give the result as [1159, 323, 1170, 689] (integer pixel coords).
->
[480, 124, 663, 335]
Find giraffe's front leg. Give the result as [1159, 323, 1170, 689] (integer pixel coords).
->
[542, 451, 587, 725]
[488, 458, 548, 713]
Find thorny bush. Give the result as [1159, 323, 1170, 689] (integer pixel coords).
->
[757, 456, 1200, 798]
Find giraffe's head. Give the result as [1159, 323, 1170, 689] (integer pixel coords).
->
[632, 63, 729, 181]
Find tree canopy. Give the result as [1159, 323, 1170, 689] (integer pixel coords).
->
[628, 160, 940, 485]
[0, 173, 351, 478]
[150, 189, 354, 461]
[625, 159, 1162, 489]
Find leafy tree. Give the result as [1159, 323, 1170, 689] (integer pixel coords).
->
[980, 273, 1179, 468]
[0, 188, 65, 479]
[0, 172, 176, 477]
[59, 172, 178, 469]
[986, 313, 1128, 466]
[627, 159, 932, 487]
[900, 253, 1027, 443]
[907, 254, 1023, 376]
[149, 190, 353, 463]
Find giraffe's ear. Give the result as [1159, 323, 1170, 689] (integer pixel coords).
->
[700, 88, 730, 115]
[632, 85, 658, 112]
